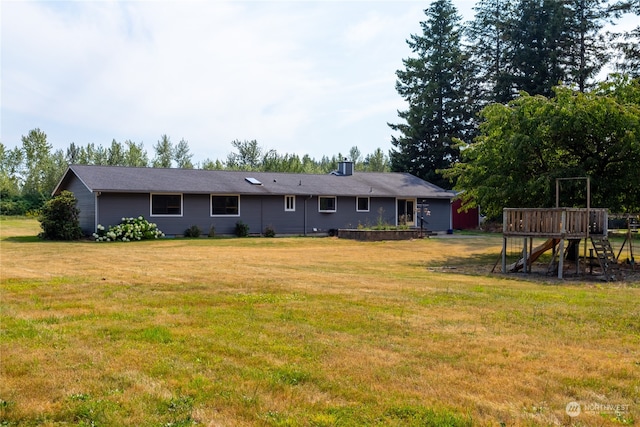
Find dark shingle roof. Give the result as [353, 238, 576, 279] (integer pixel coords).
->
[57, 165, 453, 199]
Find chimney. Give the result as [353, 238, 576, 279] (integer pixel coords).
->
[338, 158, 353, 176]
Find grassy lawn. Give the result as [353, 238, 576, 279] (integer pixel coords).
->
[1, 217, 638, 426]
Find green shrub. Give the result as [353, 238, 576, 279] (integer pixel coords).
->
[264, 225, 276, 237]
[235, 221, 249, 237]
[184, 225, 201, 238]
[208, 225, 216, 238]
[38, 191, 83, 240]
[2, 193, 46, 216]
[0, 198, 30, 216]
[94, 216, 164, 242]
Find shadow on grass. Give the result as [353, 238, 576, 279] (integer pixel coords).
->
[421, 252, 501, 268]
[3, 235, 41, 243]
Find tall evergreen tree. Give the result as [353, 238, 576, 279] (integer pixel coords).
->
[611, 0, 640, 76]
[507, 0, 568, 97]
[389, 0, 474, 189]
[466, 0, 515, 103]
[563, 0, 610, 92]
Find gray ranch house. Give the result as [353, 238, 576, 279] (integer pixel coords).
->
[53, 162, 455, 236]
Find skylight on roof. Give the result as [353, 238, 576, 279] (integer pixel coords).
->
[245, 177, 262, 185]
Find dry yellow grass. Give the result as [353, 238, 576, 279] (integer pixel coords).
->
[1, 217, 638, 426]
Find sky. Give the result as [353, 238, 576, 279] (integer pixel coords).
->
[0, 1, 634, 166]
[1, 0, 479, 164]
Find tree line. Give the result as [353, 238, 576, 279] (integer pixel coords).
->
[2, 0, 639, 216]
[390, 0, 640, 214]
[0, 133, 390, 215]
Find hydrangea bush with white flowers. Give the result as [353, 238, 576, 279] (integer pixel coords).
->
[93, 216, 165, 242]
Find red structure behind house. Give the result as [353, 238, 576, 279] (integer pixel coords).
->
[452, 198, 479, 230]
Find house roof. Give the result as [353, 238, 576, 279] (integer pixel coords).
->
[55, 164, 454, 199]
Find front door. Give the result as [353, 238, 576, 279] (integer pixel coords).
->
[397, 199, 415, 226]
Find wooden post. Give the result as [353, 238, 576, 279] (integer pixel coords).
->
[583, 177, 590, 275]
[558, 238, 565, 279]
[529, 237, 533, 273]
[523, 238, 528, 273]
[502, 237, 507, 273]
[502, 209, 507, 273]
[558, 210, 566, 279]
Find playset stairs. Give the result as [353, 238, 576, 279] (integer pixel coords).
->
[590, 237, 622, 281]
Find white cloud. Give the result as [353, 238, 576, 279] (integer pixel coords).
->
[9, 1, 631, 164]
[2, 1, 428, 162]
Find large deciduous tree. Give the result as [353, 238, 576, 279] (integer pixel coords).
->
[124, 140, 149, 167]
[363, 148, 390, 172]
[389, 0, 475, 189]
[226, 139, 264, 171]
[20, 128, 51, 196]
[107, 139, 126, 166]
[20, 128, 65, 199]
[152, 134, 173, 168]
[445, 77, 640, 218]
[174, 138, 194, 169]
[0, 143, 23, 197]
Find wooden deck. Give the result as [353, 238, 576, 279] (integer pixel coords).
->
[503, 208, 608, 238]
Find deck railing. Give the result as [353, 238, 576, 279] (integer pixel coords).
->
[503, 208, 607, 237]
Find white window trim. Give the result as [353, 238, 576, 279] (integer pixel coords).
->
[150, 193, 183, 217]
[318, 196, 337, 213]
[356, 196, 370, 212]
[284, 195, 296, 212]
[210, 194, 241, 217]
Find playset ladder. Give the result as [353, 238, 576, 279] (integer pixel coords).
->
[590, 237, 622, 281]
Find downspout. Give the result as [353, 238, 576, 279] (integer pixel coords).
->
[94, 191, 100, 234]
[395, 198, 398, 227]
[304, 195, 312, 236]
[449, 198, 453, 230]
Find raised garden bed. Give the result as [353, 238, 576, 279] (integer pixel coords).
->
[337, 228, 433, 241]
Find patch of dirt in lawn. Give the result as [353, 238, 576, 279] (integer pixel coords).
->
[428, 260, 640, 285]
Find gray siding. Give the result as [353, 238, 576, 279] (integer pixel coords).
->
[93, 192, 452, 236]
[62, 175, 96, 235]
[420, 199, 451, 232]
[97, 193, 150, 231]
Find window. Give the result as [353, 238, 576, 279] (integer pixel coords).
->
[285, 195, 296, 212]
[356, 197, 370, 212]
[211, 195, 240, 216]
[151, 194, 182, 216]
[319, 196, 337, 213]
